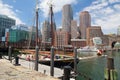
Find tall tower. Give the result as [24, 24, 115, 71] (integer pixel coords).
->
[80, 11, 91, 39]
[42, 20, 51, 42]
[71, 20, 78, 39]
[62, 4, 73, 33]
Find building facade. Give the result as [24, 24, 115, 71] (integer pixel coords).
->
[71, 39, 86, 48]
[107, 34, 117, 46]
[117, 26, 120, 36]
[62, 4, 73, 33]
[0, 15, 15, 40]
[54, 29, 69, 49]
[42, 20, 51, 42]
[71, 20, 78, 39]
[8, 24, 37, 48]
[80, 11, 91, 39]
[86, 26, 104, 46]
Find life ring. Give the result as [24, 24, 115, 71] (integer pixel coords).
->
[97, 50, 102, 55]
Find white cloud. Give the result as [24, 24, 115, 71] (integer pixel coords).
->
[108, 0, 120, 4]
[39, 0, 77, 17]
[83, 1, 108, 12]
[0, 0, 24, 24]
[13, 0, 16, 3]
[58, 25, 62, 29]
[114, 4, 120, 10]
[82, 0, 120, 34]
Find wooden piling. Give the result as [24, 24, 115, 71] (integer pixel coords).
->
[74, 47, 77, 74]
[107, 57, 114, 70]
[14, 56, 20, 66]
[34, 45, 39, 71]
[8, 46, 11, 60]
[50, 46, 54, 76]
[0, 53, 2, 59]
[105, 57, 117, 80]
[63, 66, 71, 80]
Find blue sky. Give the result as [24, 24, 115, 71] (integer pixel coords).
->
[0, 0, 120, 34]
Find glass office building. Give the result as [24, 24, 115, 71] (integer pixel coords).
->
[0, 15, 15, 40]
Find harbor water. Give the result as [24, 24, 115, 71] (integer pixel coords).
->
[76, 51, 120, 80]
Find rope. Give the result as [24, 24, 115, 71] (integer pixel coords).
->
[27, 15, 36, 49]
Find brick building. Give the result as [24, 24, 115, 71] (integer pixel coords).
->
[54, 29, 69, 49]
[71, 39, 86, 48]
[86, 26, 104, 46]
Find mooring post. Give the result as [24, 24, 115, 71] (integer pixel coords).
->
[107, 57, 114, 80]
[63, 66, 71, 80]
[74, 47, 77, 74]
[105, 57, 117, 80]
[50, 46, 54, 76]
[34, 45, 39, 71]
[8, 46, 11, 61]
[107, 57, 114, 70]
[14, 56, 20, 66]
[0, 53, 2, 59]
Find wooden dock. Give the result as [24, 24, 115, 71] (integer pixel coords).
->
[18, 59, 64, 78]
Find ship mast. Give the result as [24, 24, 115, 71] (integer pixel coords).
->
[49, 3, 54, 46]
[36, 2, 39, 46]
[34, 0, 39, 71]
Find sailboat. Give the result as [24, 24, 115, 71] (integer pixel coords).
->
[19, 0, 75, 68]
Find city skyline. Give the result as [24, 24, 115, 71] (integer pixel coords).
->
[0, 0, 120, 34]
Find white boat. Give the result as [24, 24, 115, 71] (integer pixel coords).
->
[77, 46, 99, 52]
[77, 46, 103, 58]
[77, 37, 103, 54]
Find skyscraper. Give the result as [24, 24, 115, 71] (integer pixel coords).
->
[80, 11, 91, 39]
[71, 20, 78, 39]
[62, 4, 73, 33]
[42, 20, 51, 42]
